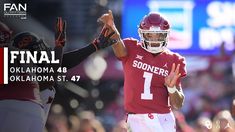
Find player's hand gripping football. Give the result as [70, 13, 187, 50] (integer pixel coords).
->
[165, 63, 181, 88]
[55, 17, 66, 47]
[97, 10, 120, 40]
[92, 25, 117, 50]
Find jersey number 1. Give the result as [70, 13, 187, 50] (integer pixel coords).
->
[141, 72, 153, 100]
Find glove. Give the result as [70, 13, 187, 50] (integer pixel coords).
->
[92, 26, 118, 51]
[55, 17, 66, 47]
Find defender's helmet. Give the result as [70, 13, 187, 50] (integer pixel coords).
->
[0, 21, 12, 46]
[11, 32, 52, 65]
[11, 32, 51, 52]
[138, 12, 170, 54]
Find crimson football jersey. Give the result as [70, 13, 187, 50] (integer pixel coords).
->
[0, 81, 41, 105]
[119, 38, 187, 114]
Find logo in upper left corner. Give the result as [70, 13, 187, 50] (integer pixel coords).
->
[3, 3, 27, 20]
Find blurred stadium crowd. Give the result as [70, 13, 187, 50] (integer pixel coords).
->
[1, 0, 235, 131]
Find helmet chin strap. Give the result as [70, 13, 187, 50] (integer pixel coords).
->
[146, 45, 164, 54]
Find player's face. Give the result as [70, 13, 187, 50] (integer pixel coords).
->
[143, 33, 167, 47]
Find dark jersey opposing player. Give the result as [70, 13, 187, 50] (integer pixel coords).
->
[99, 10, 187, 132]
[0, 21, 47, 132]
[0, 18, 117, 132]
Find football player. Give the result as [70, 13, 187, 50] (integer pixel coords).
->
[0, 18, 117, 132]
[0, 21, 45, 132]
[99, 10, 187, 132]
[11, 18, 66, 126]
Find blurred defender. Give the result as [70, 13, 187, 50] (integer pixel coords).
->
[0, 19, 65, 132]
[0, 21, 46, 132]
[0, 18, 117, 132]
[99, 10, 187, 132]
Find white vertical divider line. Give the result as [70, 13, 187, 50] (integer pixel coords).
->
[4, 47, 8, 84]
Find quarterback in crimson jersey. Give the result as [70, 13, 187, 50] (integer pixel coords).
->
[99, 10, 187, 132]
[121, 38, 186, 114]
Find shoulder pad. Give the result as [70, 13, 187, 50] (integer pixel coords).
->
[173, 52, 185, 62]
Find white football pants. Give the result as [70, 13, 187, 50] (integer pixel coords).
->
[127, 112, 176, 132]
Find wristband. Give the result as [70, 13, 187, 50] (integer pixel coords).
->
[92, 41, 98, 51]
[167, 86, 177, 94]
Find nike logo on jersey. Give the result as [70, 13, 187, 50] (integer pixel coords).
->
[163, 63, 168, 68]
[132, 60, 169, 77]
[136, 54, 143, 60]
